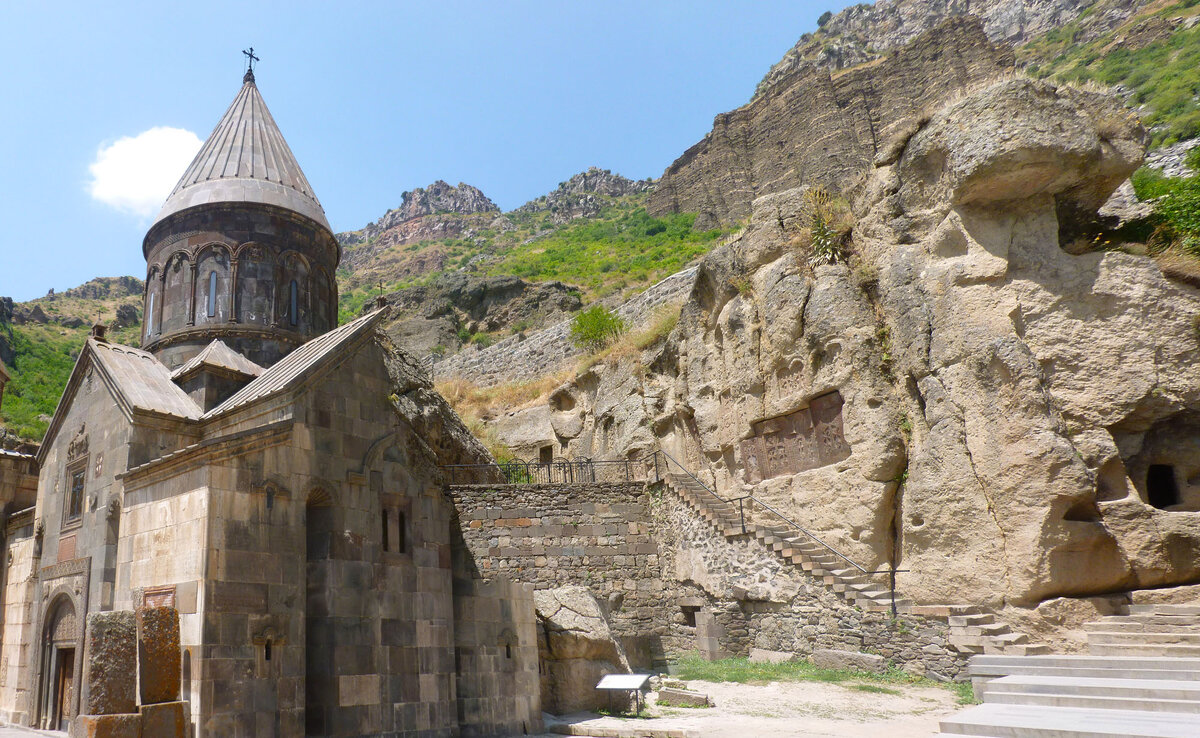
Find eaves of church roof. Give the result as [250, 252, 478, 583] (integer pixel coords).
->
[151, 74, 331, 233]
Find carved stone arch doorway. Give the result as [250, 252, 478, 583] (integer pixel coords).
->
[37, 594, 79, 731]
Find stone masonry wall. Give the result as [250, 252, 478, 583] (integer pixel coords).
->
[653, 493, 965, 680]
[440, 266, 698, 387]
[450, 482, 968, 680]
[448, 483, 665, 651]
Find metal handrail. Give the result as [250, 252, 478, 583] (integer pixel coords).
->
[647, 448, 906, 616]
[652, 448, 729, 502]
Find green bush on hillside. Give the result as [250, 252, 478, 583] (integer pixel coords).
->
[569, 306, 626, 352]
[1021, 5, 1200, 147]
[0, 325, 82, 439]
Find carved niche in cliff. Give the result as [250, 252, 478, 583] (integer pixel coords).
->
[741, 391, 850, 483]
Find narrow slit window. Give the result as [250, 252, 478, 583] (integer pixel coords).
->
[207, 272, 217, 317]
[381, 509, 389, 552]
[289, 280, 299, 326]
[397, 510, 406, 553]
[147, 292, 155, 334]
[264, 640, 272, 661]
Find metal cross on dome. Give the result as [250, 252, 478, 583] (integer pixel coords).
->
[242, 47, 260, 73]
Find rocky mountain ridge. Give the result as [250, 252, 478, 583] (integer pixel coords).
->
[513, 168, 655, 224]
[755, 0, 1150, 97]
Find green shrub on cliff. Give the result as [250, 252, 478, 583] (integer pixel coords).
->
[569, 305, 626, 352]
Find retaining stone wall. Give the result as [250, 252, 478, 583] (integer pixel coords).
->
[439, 267, 697, 387]
[448, 482, 967, 680]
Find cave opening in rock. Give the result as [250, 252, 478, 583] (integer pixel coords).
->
[1147, 464, 1181, 509]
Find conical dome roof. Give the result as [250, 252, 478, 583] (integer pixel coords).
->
[152, 72, 331, 231]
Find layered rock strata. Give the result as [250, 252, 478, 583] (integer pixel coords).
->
[648, 17, 1015, 228]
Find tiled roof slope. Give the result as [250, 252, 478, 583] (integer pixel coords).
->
[152, 74, 330, 231]
[90, 340, 202, 420]
[205, 309, 388, 418]
[171, 340, 265, 380]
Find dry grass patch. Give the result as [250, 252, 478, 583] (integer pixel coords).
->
[576, 303, 680, 374]
[1154, 246, 1200, 288]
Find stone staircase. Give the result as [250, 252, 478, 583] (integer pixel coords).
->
[937, 603, 1200, 737]
[661, 472, 1050, 660]
[946, 611, 1051, 657]
[663, 473, 905, 613]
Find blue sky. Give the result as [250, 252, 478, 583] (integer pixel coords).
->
[0, 1, 838, 302]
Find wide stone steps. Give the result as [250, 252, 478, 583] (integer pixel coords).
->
[937, 703, 1200, 737]
[1089, 643, 1200, 657]
[970, 654, 1200, 681]
[661, 474, 903, 612]
[945, 608, 1200, 737]
[983, 674, 1200, 711]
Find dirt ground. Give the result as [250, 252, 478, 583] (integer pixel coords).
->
[538, 677, 961, 737]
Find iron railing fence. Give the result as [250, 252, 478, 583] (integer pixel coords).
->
[440, 456, 652, 486]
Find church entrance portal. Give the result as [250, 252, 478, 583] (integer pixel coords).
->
[38, 596, 78, 731]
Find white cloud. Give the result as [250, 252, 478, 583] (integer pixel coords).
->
[88, 127, 203, 217]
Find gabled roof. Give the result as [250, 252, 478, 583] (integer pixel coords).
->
[38, 338, 203, 463]
[205, 308, 389, 418]
[152, 73, 331, 232]
[90, 340, 203, 420]
[171, 340, 265, 381]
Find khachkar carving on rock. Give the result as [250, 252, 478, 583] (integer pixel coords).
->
[742, 391, 850, 483]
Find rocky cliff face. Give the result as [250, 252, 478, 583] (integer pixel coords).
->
[338, 181, 501, 272]
[756, 0, 1149, 96]
[514, 168, 655, 224]
[372, 272, 582, 356]
[647, 17, 1015, 229]
[481, 77, 1200, 612]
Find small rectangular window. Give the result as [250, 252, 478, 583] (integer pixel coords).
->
[66, 466, 85, 523]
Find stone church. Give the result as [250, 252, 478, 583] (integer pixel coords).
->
[0, 68, 540, 737]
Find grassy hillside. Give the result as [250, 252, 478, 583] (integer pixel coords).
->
[1, 285, 141, 441]
[338, 192, 731, 324]
[1019, 0, 1200, 146]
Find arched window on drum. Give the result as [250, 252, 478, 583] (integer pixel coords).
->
[194, 245, 230, 324]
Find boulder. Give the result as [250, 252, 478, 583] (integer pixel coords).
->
[534, 586, 631, 714]
[811, 649, 887, 674]
[899, 79, 1144, 214]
